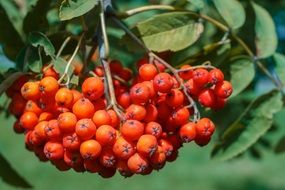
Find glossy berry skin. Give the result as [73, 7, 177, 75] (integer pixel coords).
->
[127, 153, 149, 174]
[214, 81, 233, 98]
[130, 83, 150, 105]
[208, 69, 224, 85]
[80, 140, 102, 160]
[179, 65, 193, 80]
[72, 98, 95, 119]
[121, 120, 144, 141]
[137, 135, 158, 157]
[125, 104, 146, 121]
[55, 88, 74, 108]
[139, 64, 158, 81]
[193, 69, 209, 87]
[179, 122, 196, 143]
[95, 125, 116, 146]
[75, 119, 96, 141]
[153, 73, 174, 93]
[92, 110, 111, 127]
[44, 142, 64, 160]
[20, 111, 38, 130]
[198, 89, 216, 108]
[113, 137, 135, 160]
[58, 112, 77, 133]
[82, 77, 104, 101]
[145, 122, 162, 138]
[166, 89, 184, 108]
[39, 77, 59, 96]
[195, 118, 215, 138]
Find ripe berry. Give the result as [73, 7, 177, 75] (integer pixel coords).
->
[110, 60, 123, 73]
[113, 137, 135, 160]
[45, 120, 62, 140]
[75, 119, 96, 140]
[121, 120, 144, 141]
[127, 153, 149, 174]
[58, 112, 77, 133]
[20, 111, 38, 130]
[139, 64, 158, 81]
[144, 104, 158, 122]
[107, 110, 119, 128]
[25, 100, 42, 116]
[42, 65, 59, 79]
[179, 122, 196, 143]
[13, 120, 25, 134]
[80, 140, 102, 160]
[64, 150, 83, 167]
[39, 77, 59, 96]
[153, 73, 174, 93]
[21, 81, 41, 101]
[39, 112, 54, 122]
[208, 69, 224, 85]
[137, 135, 158, 157]
[62, 133, 81, 150]
[92, 110, 111, 127]
[159, 139, 174, 157]
[72, 98, 95, 119]
[82, 77, 104, 100]
[145, 122, 162, 138]
[195, 135, 211, 147]
[150, 146, 166, 170]
[185, 79, 202, 96]
[166, 89, 184, 108]
[44, 142, 64, 160]
[84, 160, 101, 173]
[198, 89, 216, 108]
[118, 92, 131, 109]
[179, 65, 193, 80]
[195, 118, 215, 138]
[212, 97, 226, 110]
[193, 69, 209, 87]
[98, 167, 117, 178]
[55, 88, 74, 108]
[130, 83, 150, 105]
[116, 160, 133, 177]
[95, 125, 116, 146]
[171, 107, 190, 126]
[71, 90, 83, 104]
[99, 148, 117, 168]
[34, 121, 48, 141]
[125, 104, 146, 121]
[214, 81, 233, 98]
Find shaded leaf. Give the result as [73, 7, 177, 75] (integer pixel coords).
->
[212, 0, 245, 29]
[0, 72, 24, 96]
[0, 153, 32, 188]
[252, 2, 277, 58]
[29, 32, 55, 57]
[59, 0, 99, 21]
[0, 4, 24, 60]
[122, 12, 204, 52]
[24, 46, 42, 73]
[229, 57, 255, 97]
[273, 53, 285, 85]
[23, 0, 51, 35]
[53, 57, 74, 77]
[275, 136, 285, 154]
[188, 0, 204, 10]
[212, 90, 283, 161]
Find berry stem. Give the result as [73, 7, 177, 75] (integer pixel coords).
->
[58, 34, 84, 86]
[114, 5, 283, 91]
[112, 17, 200, 122]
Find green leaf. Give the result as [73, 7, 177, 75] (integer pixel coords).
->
[29, 32, 55, 57]
[0, 4, 24, 60]
[59, 0, 99, 21]
[53, 57, 74, 77]
[0, 153, 32, 188]
[23, 0, 51, 35]
[252, 2, 277, 59]
[70, 75, 79, 85]
[187, 0, 204, 10]
[24, 46, 42, 73]
[212, 0, 245, 29]
[212, 91, 283, 161]
[0, 72, 24, 96]
[122, 12, 204, 52]
[273, 53, 285, 85]
[275, 136, 285, 154]
[229, 57, 255, 97]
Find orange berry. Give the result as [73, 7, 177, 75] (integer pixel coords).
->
[55, 88, 74, 108]
[139, 63, 158, 81]
[179, 122, 196, 143]
[145, 122, 162, 138]
[75, 119, 96, 140]
[107, 110, 119, 128]
[82, 77, 104, 101]
[137, 134, 158, 157]
[150, 146, 166, 170]
[80, 140, 102, 160]
[127, 153, 149, 174]
[21, 81, 41, 101]
[44, 141, 64, 160]
[71, 89, 83, 104]
[166, 89, 185, 108]
[95, 125, 116, 146]
[72, 98, 95, 119]
[34, 121, 48, 141]
[39, 112, 53, 122]
[39, 77, 59, 96]
[159, 139, 174, 157]
[144, 104, 158, 122]
[195, 118, 215, 138]
[113, 137, 135, 160]
[125, 104, 146, 121]
[153, 73, 174, 93]
[42, 65, 59, 79]
[25, 100, 42, 116]
[99, 148, 116, 168]
[62, 133, 81, 150]
[20, 111, 38, 130]
[58, 112, 77, 133]
[130, 83, 150, 105]
[63, 150, 83, 168]
[116, 160, 133, 177]
[121, 120, 144, 141]
[45, 120, 62, 140]
[92, 110, 111, 127]
[118, 92, 131, 109]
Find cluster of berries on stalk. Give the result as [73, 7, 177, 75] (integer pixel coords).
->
[6, 56, 232, 178]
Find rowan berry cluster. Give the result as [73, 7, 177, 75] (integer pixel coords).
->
[6, 57, 232, 178]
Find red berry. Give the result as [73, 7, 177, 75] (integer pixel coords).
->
[214, 81, 233, 98]
[208, 69, 224, 84]
[153, 73, 174, 93]
[193, 69, 209, 86]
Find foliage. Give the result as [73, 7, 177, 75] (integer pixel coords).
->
[0, 0, 285, 188]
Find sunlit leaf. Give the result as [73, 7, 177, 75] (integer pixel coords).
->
[273, 53, 285, 85]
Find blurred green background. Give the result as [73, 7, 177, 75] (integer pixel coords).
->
[1, 109, 285, 190]
[1, 0, 285, 189]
